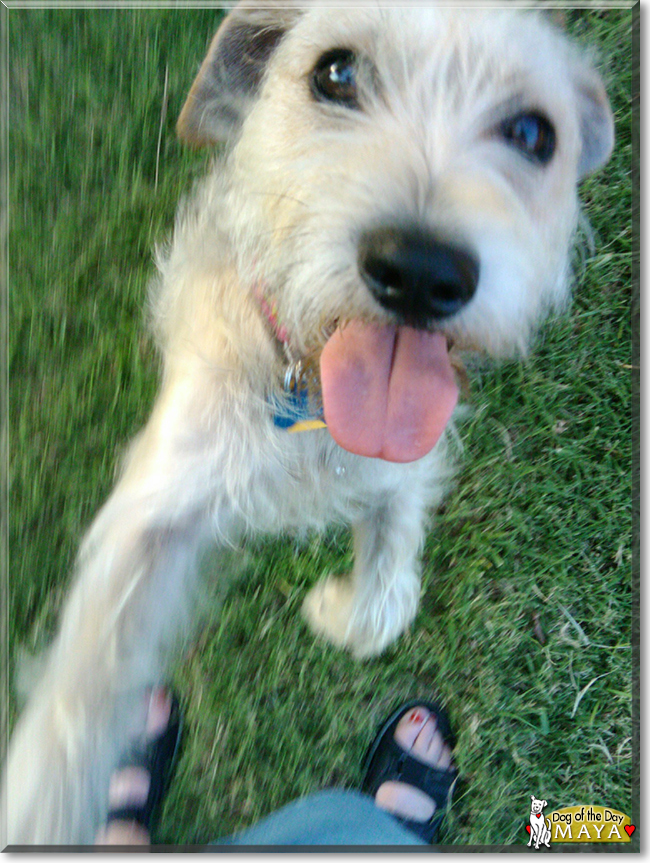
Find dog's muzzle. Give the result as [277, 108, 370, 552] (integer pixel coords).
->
[358, 226, 479, 325]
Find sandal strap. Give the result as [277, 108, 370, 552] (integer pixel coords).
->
[371, 734, 456, 803]
[397, 748, 455, 802]
[105, 805, 150, 828]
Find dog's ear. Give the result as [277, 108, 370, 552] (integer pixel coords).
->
[177, 2, 301, 146]
[572, 61, 615, 177]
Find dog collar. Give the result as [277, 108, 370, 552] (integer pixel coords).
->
[255, 285, 327, 434]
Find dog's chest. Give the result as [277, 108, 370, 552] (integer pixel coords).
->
[243, 429, 409, 534]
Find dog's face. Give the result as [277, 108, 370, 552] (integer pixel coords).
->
[530, 795, 547, 815]
[178, 4, 613, 462]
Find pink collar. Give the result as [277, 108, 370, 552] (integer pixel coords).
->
[254, 284, 290, 346]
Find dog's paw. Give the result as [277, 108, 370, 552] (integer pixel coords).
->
[302, 574, 417, 659]
[302, 574, 357, 650]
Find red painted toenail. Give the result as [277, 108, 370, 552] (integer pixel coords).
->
[409, 709, 424, 724]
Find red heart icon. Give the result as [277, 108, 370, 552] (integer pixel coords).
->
[525, 825, 531, 834]
[625, 825, 635, 837]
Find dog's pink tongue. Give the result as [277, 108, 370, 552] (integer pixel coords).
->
[320, 321, 458, 463]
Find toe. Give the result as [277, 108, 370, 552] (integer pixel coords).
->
[395, 708, 452, 769]
[108, 766, 150, 810]
[146, 688, 172, 737]
[394, 706, 432, 750]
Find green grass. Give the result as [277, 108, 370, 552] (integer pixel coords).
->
[7, 7, 635, 848]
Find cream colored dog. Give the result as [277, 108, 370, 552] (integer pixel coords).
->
[4, 3, 613, 844]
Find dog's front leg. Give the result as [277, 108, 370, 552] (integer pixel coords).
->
[303, 480, 430, 659]
[3, 369, 235, 845]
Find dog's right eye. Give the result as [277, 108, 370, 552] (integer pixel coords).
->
[311, 49, 359, 108]
[500, 112, 556, 165]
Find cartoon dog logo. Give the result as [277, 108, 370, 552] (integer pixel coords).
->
[528, 795, 552, 849]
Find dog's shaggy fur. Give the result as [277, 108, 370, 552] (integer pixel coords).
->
[3, 3, 613, 844]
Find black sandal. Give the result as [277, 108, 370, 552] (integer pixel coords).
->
[361, 699, 457, 844]
[104, 691, 182, 837]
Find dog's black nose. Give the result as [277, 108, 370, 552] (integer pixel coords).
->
[358, 226, 479, 325]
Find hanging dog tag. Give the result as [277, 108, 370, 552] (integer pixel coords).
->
[270, 361, 327, 433]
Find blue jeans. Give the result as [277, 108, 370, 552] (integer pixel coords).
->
[210, 789, 426, 847]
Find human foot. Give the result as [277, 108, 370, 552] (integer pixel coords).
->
[95, 688, 180, 846]
[363, 701, 457, 843]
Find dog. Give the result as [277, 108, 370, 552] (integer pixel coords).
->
[528, 796, 552, 849]
[3, 2, 613, 845]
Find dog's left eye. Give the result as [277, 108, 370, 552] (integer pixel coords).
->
[500, 112, 556, 164]
[311, 49, 359, 108]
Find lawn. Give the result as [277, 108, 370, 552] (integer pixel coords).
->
[7, 5, 636, 849]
